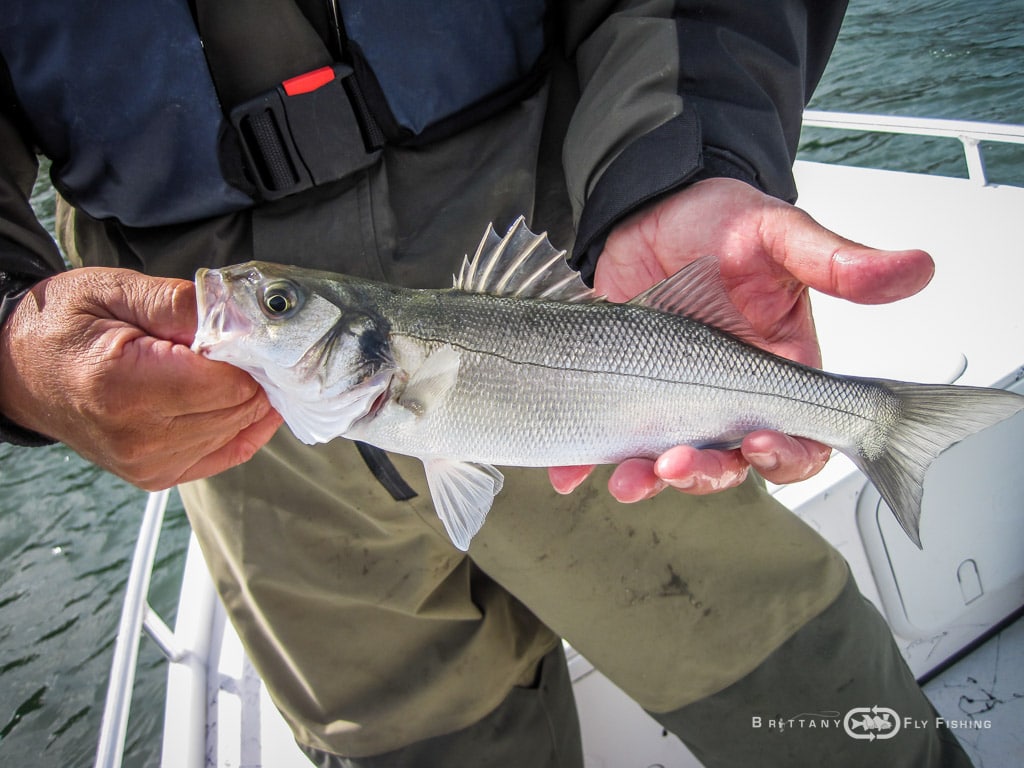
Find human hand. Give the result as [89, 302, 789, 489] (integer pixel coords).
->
[0, 268, 282, 490]
[549, 177, 934, 501]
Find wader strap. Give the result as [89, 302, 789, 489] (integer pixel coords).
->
[229, 63, 381, 199]
[193, 0, 411, 498]
[194, 0, 381, 200]
[194, 0, 332, 107]
[355, 442, 418, 502]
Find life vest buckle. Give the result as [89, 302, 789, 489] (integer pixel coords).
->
[230, 64, 381, 201]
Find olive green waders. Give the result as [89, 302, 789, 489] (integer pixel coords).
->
[179, 430, 972, 765]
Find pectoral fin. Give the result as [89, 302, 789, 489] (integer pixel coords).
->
[423, 458, 504, 550]
[399, 345, 461, 415]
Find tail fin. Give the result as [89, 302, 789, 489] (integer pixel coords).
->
[849, 381, 1024, 548]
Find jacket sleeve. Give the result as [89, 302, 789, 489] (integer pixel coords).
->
[0, 64, 67, 445]
[563, 0, 848, 280]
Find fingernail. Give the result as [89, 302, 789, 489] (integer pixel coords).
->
[640, 479, 668, 501]
[617, 479, 667, 503]
[666, 476, 696, 490]
[551, 466, 591, 495]
[554, 476, 585, 495]
[746, 451, 779, 473]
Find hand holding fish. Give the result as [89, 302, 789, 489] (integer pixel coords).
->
[550, 177, 936, 502]
[0, 268, 281, 489]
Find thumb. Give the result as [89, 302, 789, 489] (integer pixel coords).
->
[779, 209, 935, 305]
[108, 271, 200, 345]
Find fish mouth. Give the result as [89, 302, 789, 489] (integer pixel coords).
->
[192, 268, 251, 355]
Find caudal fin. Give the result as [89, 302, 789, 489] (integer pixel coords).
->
[850, 381, 1024, 548]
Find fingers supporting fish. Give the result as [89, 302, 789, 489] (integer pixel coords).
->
[652, 447, 749, 495]
[740, 431, 832, 485]
[551, 433, 831, 506]
[548, 465, 595, 495]
[609, 458, 669, 502]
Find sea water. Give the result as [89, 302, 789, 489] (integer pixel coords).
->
[1, 2, 1022, 765]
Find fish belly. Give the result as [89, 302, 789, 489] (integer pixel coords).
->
[350, 343, 886, 467]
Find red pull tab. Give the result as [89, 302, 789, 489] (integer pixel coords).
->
[282, 66, 336, 97]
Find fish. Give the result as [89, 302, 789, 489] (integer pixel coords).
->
[852, 715, 894, 733]
[192, 217, 1024, 551]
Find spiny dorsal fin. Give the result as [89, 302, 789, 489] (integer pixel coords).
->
[455, 220, 758, 342]
[454, 216, 600, 303]
[629, 256, 758, 343]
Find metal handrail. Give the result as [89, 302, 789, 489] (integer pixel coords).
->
[94, 489, 173, 768]
[802, 110, 1024, 186]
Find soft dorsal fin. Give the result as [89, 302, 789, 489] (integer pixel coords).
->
[454, 216, 600, 303]
[629, 256, 759, 342]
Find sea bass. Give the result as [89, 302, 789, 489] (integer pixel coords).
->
[192, 218, 1024, 551]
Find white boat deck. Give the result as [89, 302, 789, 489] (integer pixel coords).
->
[96, 113, 1024, 768]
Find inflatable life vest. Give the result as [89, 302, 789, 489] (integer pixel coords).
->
[0, 0, 549, 227]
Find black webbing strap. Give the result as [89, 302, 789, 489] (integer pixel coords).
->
[230, 63, 381, 199]
[193, 0, 381, 200]
[192, 0, 413, 500]
[355, 442, 418, 502]
[194, 0, 331, 106]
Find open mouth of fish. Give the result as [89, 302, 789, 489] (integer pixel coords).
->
[193, 268, 252, 353]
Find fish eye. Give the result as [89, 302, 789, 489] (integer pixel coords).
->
[260, 280, 302, 319]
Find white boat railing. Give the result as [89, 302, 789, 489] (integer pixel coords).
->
[94, 489, 178, 768]
[92, 111, 1024, 768]
[802, 110, 1024, 187]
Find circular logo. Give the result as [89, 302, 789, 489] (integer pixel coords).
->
[843, 706, 901, 740]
